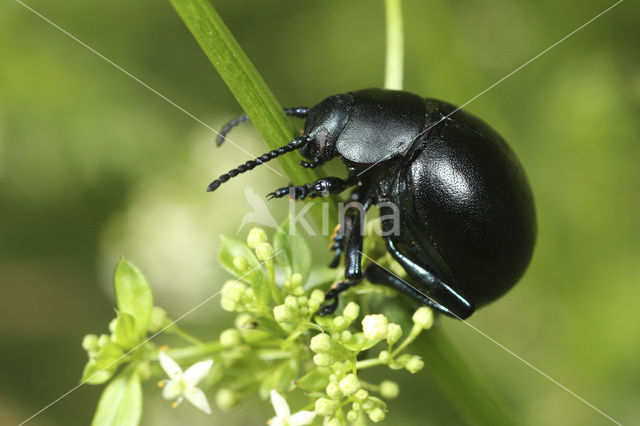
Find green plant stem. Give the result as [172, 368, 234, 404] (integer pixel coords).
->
[384, 0, 404, 90]
[166, 324, 204, 345]
[170, 0, 337, 227]
[151, 341, 224, 361]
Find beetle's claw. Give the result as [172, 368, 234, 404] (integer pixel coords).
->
[318, 296, 339, 316]
[328, 251, 341, 268]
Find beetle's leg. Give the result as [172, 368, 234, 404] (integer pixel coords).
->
[380, 237, 475, 319]
[217, 106, 309, 146]
[266, 177, 355, 201]
[318, 279, 360, 316]
[364, 263, 454, 317]
[300, 158, 324, 169]
[320, 194, 375, 314]
[328, 225, 344, 268]
[328, 187, 373, 269]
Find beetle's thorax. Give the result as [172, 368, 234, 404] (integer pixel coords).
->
[333, 89, 427, 166]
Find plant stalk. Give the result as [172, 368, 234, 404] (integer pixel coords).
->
[384, 0, 404, 90]
[170, 0, 337, 226]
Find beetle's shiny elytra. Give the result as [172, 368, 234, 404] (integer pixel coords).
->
[210, 88, 536, 319]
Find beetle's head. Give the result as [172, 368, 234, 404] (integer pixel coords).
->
[207, 93, 354, 193]
[299, 93, 354, 162]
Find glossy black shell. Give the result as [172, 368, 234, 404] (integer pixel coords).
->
[317, 89, 537, 308]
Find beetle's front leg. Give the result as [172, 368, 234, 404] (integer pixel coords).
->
[266, 177, 354, 200]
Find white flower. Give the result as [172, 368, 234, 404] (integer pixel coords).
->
[268, 389, 316, 426]
[158, 351, 213, 414]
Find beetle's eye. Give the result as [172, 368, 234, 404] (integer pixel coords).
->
[318, 128, 328, 155]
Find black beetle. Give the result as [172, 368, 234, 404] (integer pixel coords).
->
[209, 88, 536, 319]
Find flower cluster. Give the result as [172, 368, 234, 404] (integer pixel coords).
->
[80, 225, 436, 425]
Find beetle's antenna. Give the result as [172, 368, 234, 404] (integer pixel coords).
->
[216, 107, 310, 146]
[207, 136, 310, 192]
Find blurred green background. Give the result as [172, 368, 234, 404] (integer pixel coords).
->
[1, 0, 638, 424]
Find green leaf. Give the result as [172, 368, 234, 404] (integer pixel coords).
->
[259, 360, 297, 400]
[93, 342, 125, 369]
[295, 368, 331, 392]
[82, 360, 116, 385]
[113, 312, 138, 349]
[113, 258, 153, 339]
[82, 342, 126, 384]
[219, 236, 271, 306]
[341, 332, 378, 351]
[274, 219, 312, 283]
[91, 364, 142, 426]
[252, 316, 288, 338]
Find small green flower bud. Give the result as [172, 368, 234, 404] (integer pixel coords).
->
[395, 354, 412, 367]
[97, 334, 110, 347]
[368, 407, 386, 423]
[340, 330, 352, 342]
[247, 228, 268, 249]
[284, 295, 298, 309]
[291, 272, 303, 287]
[255, 242, 274, 261]
[297, 295, 308, 306]
[412, 307, 434, 329]
[242, 288, 255, 303]
[313, 353, 332, 367]
[292, 285, 305, 296]
[273, 304, 296, 323]
[148, 306, 168, 332]
[379, 380, 399, 399]
[221, 280, 247, 312]
[282, 278, 292, 291]
[310, 289, 325, 303]
[362, 399, 374, 411]
[406, 355, 424, 374]
[108, 318, 117, 334]
[353, 389, 369, 402]
[82, 334, 99, 353]
[220, 298, 237, 312]
[234, 313, 253, 329]
[300, 306, 309, 316]
[386, 323, 403, 345]
[220, 329, 241, 347]
[343, 302, 360, 321]
[339, 373, 361, 396]
[326, 381, 343, 399]
[378, 350, 391, 363]
[333, 315, 348, 331]
[136, 361, 151, 381]
[310, 333, 332, 353]
[351, 402, 360, 411]
[325, 418, 342, 426]
[315, 398, 338, 417]
[215, 388, 238, 410]
[233, 256, 248, 271]
[346, 410, 359, 422]
[308, 301, 320, 313]
[362, 314, 389, 341]
[222, 280, 247, 302]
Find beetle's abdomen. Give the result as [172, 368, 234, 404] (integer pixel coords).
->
[406, 101, 536, 306]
